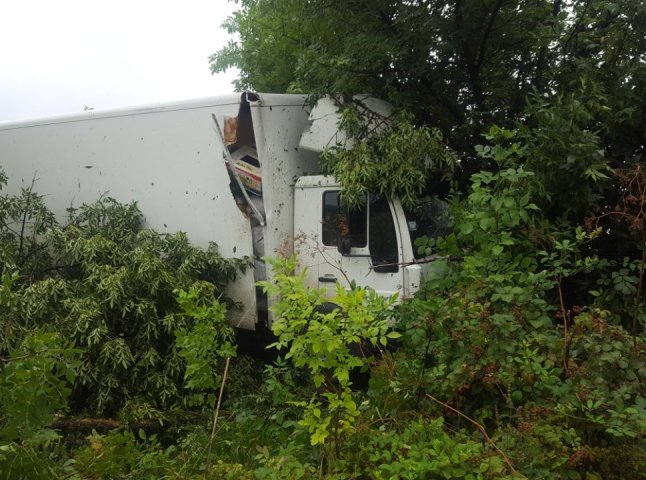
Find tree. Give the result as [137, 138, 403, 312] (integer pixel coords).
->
[212, 0, 645, 219]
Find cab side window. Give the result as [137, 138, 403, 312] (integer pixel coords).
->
[322, 191, 367, 247]
[321, 191, 399, 272]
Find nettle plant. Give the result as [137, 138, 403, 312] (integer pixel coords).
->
[260, 256, 399, 455]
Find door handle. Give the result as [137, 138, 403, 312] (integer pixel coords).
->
[318, 276, 337, 283]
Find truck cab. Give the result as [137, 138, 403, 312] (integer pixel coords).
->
[294, 175, 424, 300]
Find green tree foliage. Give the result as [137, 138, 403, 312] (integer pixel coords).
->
[0, 173, 55, 282]
[322, 108, 457, 206]
[0, 172, 248, 419]
[0, 1, 644, 475]
[44, 200, 245, 415]
[212, 16, 644, 475]
[0, 332, 80, 480]
[395, 135, 646, 478]
[174, 283, 237, 407]
[213, 0, 645, 219]
[260, 256, 399, 451]
[0, 261, 81, 478]
[0, 331, 79, 443]
[2, 154, 642, 477]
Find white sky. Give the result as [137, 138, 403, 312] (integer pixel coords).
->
[0, 0, 240, 122]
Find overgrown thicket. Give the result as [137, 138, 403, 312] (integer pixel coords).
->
[208, 3, 645, 475]
[1, 0, 645, 478]
[2, 139, 644, 478]
[0, 173, 247, 478]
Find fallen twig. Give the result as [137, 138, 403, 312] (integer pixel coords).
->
[425, 393, 523, 478]
[204, 357, 232, 479]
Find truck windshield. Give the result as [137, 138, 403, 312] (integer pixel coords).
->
[403, 197, 452, 259]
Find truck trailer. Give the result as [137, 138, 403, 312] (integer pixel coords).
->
[0, 92, 432, 329]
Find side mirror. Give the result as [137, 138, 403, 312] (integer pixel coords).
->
[338, 237, 352, 256]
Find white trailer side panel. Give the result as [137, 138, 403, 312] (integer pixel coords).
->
[0, 95, 258, 328]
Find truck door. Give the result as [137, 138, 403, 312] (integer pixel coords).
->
[294, 179, 405, 299]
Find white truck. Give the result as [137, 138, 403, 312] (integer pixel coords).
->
[0, 92, 433, 329]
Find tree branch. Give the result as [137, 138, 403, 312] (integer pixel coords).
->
[425, 393, 523, 477]
[204, 356, 232, 479]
